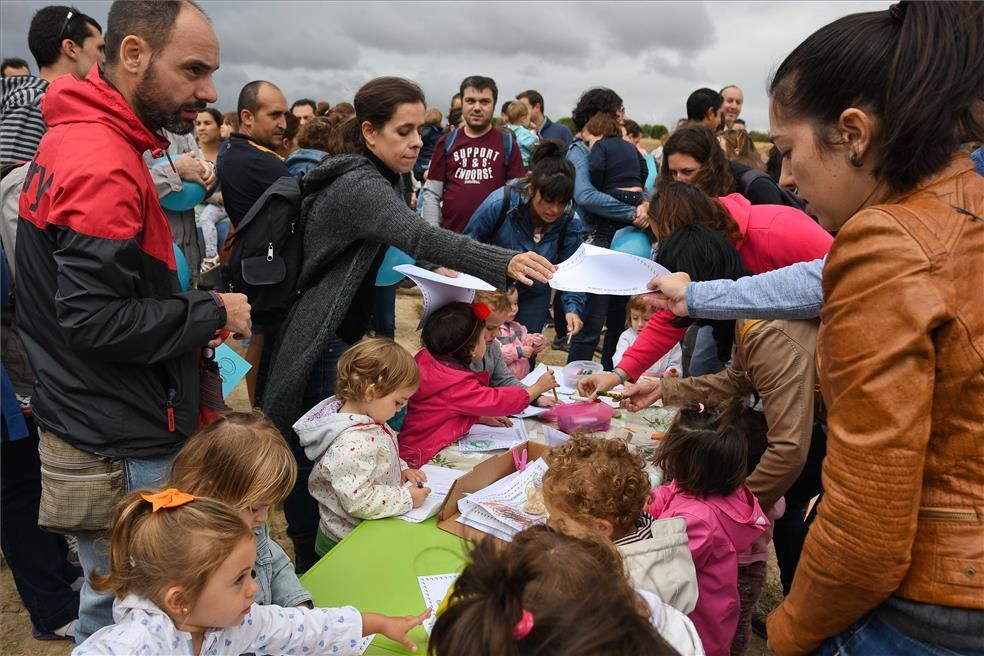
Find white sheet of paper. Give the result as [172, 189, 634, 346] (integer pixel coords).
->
[548, 244, 671, 295]
[395, 465, 467, 524]
[418, 573, 460, 635]
[393, 264, 496, 328]
[512, 405, 549, 419]
[521, 362, 575, 395]
[542, 425, 571, 447]
[458, 422, 530, 453]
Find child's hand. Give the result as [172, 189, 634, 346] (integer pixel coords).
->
[533, 369, 557, 395]
[534, 395, 557, 408]
[565, 313, 583, 338]
[402, 468, 428, 486]
[362, 610, 431, 652]
[409, 484, 431, 507]
[530, 333, 547, 352]
[477, 416, 513, 427]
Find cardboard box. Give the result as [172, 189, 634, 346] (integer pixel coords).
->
[437, 441, 551, 543]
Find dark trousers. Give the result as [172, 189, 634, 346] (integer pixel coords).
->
[552, 293, 567, 342]
[1, 431, 81, 631]
[773, 422, 827, 593]
[372, 285, 397, 339]
[567, 293, 627, 369]
[282, 337, 350, 570]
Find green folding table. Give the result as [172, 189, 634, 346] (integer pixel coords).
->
[300, 517, 470, 654]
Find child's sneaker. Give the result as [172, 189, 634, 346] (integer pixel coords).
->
[200, 255, 220, 274]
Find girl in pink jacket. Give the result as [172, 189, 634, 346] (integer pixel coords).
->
[649, 400, 771, 656]
[398, 302, 557, 468]
[496, 286, 547, 379]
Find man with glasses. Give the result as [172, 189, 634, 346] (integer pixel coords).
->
[1, 6, 104, 167]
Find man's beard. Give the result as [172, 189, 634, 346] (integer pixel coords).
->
[133, 65, 205, 135]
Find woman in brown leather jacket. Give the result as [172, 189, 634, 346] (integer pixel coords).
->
[763, 2, 984, 655]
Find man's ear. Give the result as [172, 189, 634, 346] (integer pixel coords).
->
[117, 34, 146, 75]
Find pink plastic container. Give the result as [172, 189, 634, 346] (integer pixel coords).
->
[542, 401, 613, 434]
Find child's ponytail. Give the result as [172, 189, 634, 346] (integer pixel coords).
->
[92, 489, 252, 606]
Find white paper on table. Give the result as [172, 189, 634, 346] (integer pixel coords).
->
[418, 573, 460, 635]
[543, 425, 571, 447]
[548, 243, 671, 296]
[458, 422, 529, 453]
[521, 362, 575, 395]
[457, 458, 549, 539]
[396, 465, 467, 523]
[512, 405, 549, 419]
[393, 264, 496, 328]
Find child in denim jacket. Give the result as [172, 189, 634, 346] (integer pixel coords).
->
[168, 412, 313, 606]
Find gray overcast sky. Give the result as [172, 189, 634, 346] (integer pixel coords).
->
[1, 1, 888, 132]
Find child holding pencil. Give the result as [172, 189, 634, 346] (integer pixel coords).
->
[294, 338, 431, 556]
[398, 301, 557, 468]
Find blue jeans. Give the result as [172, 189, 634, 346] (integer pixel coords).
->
[76, 453, 173, 644]
[814, 612, 982, 656]
[688, 324, 726, 376]
[567, 293, 626, 370]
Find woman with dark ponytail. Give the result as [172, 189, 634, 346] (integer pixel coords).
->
[464, 140, 586, 339]
[764, 3, 984, 654]
[428, 525, 681, 656]
[262, 77, 558, 570]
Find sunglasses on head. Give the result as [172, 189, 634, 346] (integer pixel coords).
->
[57, 9, 75, 44]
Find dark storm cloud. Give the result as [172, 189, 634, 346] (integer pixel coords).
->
[1, 1, 890, 131]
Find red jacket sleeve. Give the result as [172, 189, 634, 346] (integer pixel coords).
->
[449, 377, 529, 417]
[615, 310, 688, 381]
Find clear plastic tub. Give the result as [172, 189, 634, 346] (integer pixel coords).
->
[562, 360, 603, 389]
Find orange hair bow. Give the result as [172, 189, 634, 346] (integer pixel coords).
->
[140, 488, 198, 512]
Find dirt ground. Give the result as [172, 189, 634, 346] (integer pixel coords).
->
[0, 286, 778, 655]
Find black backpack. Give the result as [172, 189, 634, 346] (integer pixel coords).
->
[737, 166, 808, 211]
[221, 176, 304, 325]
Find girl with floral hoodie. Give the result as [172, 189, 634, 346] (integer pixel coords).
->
[294, 339, 430, 557]
[649, 400, 770, 656]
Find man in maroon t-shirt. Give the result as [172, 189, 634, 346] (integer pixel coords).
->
[422, 75, 525, 233]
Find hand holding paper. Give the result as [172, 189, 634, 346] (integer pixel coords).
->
[549, 244, 671, 296]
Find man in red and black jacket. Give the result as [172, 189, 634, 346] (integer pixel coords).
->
[14, 0, 250, 642]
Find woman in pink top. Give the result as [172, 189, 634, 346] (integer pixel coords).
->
[579, 181, 832, 397]
[650, 400, 771, 656]
[398, 302, 557, 468]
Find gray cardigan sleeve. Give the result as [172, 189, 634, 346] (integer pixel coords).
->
[342, 172, 516, 289]
[687, 257, 825, 321]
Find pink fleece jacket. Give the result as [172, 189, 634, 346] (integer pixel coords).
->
[649, 480, 770, 656]
[398, 348, 530, 467]
[617, 193, 832, 381]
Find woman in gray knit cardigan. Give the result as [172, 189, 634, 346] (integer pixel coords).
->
[262, 76, 556, 568]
